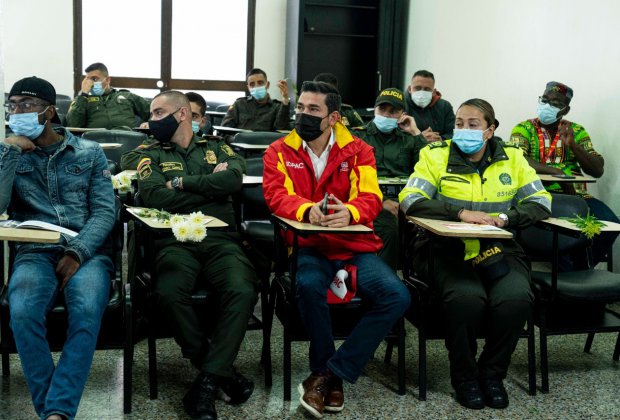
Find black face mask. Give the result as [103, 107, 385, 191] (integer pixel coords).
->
[295, 113, 327, 142]
[148, 109, 180, 143]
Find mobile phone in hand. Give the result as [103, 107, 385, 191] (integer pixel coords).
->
[321, 192, 329, 215]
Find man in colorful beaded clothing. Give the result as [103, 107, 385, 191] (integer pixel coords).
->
[510, 81, 619, 268]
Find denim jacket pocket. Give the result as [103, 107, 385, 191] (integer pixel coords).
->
[14, 163, 36, 200]
[62, 160, 93, 203]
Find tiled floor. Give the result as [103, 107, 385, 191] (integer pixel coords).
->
[1, 316, 619, 419]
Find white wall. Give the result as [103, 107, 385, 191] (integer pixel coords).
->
[404, 0, 620, 214]
[254, 0, 288, 98]
[1, 0, 74, 96]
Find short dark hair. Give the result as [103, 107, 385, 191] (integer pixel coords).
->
[84, 62, 109, 76]
[185, 92, 207, 116]
[313, 73, 339, 90]
[154, 90, 191, 110]
[412, 70, 435, 81]
[299, 81, 341, 114]
[246, 68, 267, 80]
[459, 98, 496, 129]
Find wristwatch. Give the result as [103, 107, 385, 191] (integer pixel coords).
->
[498, 213, 509, 227]
[171, 177, 182, 190]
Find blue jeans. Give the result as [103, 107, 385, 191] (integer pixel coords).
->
[8, 249, 112, 420]
[295, 248, 410, 383]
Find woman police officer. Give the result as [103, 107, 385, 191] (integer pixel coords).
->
[399, 99, 551, 409]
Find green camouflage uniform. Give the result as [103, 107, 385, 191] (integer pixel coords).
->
[66, 89, 150, 129]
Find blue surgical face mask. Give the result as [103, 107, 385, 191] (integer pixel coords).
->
[249, 86, 267, 101]
[191, 120, 201, 133]
[91, 81, 105, 96]
[373, 114, 399, 133]
[452, 128, 489, 154]
[411, 90, 433, 108]
[8, 109, 48, 140]
[537, 102, 563, 125]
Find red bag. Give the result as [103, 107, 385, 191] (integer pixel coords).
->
[326, 264, 357, 304]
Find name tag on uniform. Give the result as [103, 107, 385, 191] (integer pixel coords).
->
[160, 162, 184, 172]
[87, 97, 100, 103]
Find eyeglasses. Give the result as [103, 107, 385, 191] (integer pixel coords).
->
[538, 96, 565, 109]
[4, 101, 49, 113]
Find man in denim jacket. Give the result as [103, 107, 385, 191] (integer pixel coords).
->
[0, 76, 115, 420]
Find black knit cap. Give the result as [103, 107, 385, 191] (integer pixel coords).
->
[9, 76, 56, 105]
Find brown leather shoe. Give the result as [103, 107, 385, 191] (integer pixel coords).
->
[297, 374, 328, 419]
[324, 376, 344, 412]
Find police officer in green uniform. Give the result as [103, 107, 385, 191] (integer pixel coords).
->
[221, 68, 291, 131]
[136, 91, 257, 420]
[400, 99, 551, 410]
[313, 73, 365, 128]
[351, 88, 427, 269]
[66, 62, 150, 129]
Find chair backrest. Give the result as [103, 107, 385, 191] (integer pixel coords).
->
[82, 130, 148, 172]
[233, 131, 283, 146]
[519, 193, 591, 258]
[241, 157, 270, 222]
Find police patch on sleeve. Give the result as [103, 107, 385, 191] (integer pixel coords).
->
[221, 144, 235, 156]
[137, 157, 152, 180]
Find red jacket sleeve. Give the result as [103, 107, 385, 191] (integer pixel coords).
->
[343, 141, 383, 225]
[263, 143, 315, 221]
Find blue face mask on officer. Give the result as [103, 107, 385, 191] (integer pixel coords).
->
[249, 86, 267, 101]
[91, 81, 105, 96]
[191, 120, 201, 134]
[373, 114, 399, 133]
[537, 102, 564, 125]
[8, 108, 49, 140]
[452, 128, 491, 155]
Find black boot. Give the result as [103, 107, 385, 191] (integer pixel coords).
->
[219, 369, 254, 404]
[454, 380, 485, 410]
[183, 372, 218, 420]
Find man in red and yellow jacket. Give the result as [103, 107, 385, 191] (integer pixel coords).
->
[263, 81, 409, 419]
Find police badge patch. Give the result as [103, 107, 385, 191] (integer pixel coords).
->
[205, 150, 217, 164]
[499, 173, 512, 185]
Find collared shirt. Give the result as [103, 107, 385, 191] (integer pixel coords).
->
[303, 129, 335, 180]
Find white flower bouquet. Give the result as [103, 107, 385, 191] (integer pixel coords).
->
[134, 208, 209, 242]
[111, 172, 134, 192]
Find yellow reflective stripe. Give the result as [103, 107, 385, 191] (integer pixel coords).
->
[345, 204, 360, 223]
[276, 152, 295, 195]
[296, 202, 314, 221]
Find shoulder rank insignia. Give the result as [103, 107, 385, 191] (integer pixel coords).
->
[137, 157, 152, 180]
[87, 96, 100, 103]
[429, 140, 448, 149]
[221, 144, 235, 156]
[205, 150, 217, 164]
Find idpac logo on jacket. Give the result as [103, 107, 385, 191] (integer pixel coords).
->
[286, 161, 304, 169]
